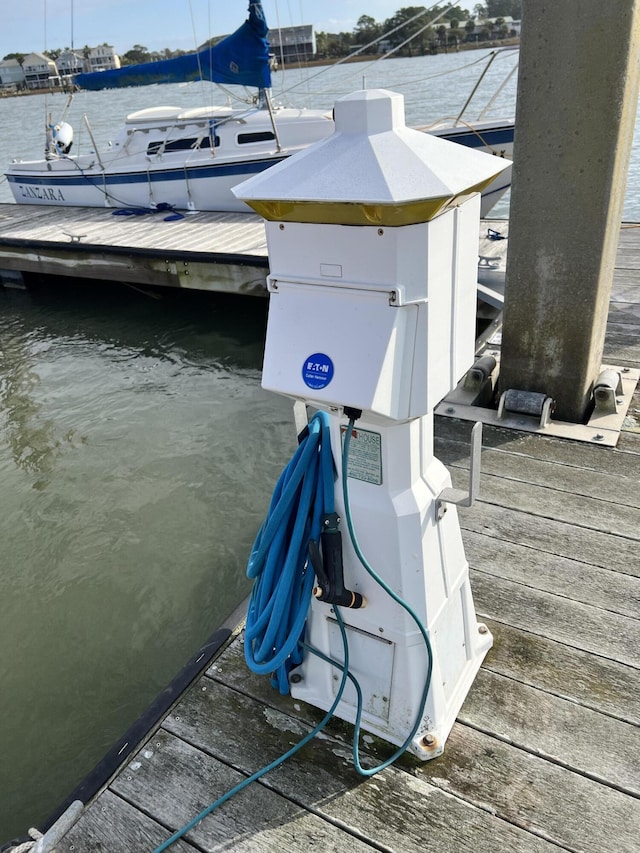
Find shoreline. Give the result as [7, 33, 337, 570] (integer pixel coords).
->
[0, 39, 520, 99]
[278, 37, 520, 70]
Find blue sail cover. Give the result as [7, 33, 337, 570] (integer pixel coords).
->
[74, 1, 271, 91]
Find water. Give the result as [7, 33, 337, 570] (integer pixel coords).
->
[0, 282, 296, 841]
[0, 49, 639, 841]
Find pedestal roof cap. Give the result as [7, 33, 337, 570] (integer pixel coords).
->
[233, 88, 510, 225]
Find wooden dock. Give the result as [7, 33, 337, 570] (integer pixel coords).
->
[0, 203, 269, 296]
[13, 224, 640, 852]
[0, 202, 510, 308]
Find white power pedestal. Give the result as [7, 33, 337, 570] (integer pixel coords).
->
[234, 89, 509, 758]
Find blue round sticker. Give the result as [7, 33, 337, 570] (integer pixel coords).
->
[302, 352, 334, 390]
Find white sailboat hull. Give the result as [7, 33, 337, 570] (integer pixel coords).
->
[6, 107, 514, 215]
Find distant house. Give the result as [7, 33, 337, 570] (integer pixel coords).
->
[467, 16, 521, 40]
[87, 45, 120, 72]
[269, 24, 315, 63]
[22, 52, 59, 89]
[0, 58, 26, 91]
[57, 49, 86, 78]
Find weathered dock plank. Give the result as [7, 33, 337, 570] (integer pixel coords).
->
[162, 675, 562, 853]
[0, 204, 268, 258]
[435, 417, 640, 475]
[110, 728, 382, 853]
[57, 789, 198, 852]
[463, 529, 639, 617]
[603, 329, 640, 364]
[437, 434, 640, 507]
[472, 572, 639, 667]
[482, 619, 639, 724]
[459, 501, 637, 575]
[609, 301, 640, 324]
[425, 723, 639, 853]
[450, 465, 640, 539]
[459, 668, 640, 794]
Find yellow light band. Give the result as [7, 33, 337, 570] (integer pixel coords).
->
[243, 178, 496, 226]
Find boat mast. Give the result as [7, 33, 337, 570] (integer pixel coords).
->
[261, 88, 283, 153]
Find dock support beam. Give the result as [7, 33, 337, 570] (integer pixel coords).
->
[500, 0, 640, 422]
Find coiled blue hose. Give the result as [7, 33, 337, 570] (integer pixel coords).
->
[244, 410, 334, 694]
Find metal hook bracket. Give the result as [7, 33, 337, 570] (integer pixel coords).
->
[436, 421, 483, 520]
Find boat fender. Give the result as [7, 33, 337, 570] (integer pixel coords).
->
[53, 122, 74, 155]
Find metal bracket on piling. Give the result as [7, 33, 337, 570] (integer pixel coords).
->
[593, 369, 623, 415]
[436, 421, 483, 520]
[497, 389, 555, 428]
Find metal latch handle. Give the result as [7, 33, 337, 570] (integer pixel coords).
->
[436, 421, 482, 520]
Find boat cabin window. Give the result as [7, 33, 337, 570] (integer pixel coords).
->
[147, 135, 220, 155]
[237, 131, 276, 145]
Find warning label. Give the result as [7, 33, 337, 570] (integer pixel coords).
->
[340, 426, 383, 485]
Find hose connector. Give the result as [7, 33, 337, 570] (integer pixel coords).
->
[309, 514, 365, 609]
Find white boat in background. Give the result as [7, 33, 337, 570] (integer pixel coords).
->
[4, 2, 514, 217]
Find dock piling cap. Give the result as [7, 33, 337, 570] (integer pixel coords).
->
[233, 89, 511, 226]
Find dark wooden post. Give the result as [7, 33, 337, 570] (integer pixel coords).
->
[499, 0, 640, 421]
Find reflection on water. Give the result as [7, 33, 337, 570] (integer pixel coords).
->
[0, 281, 295, 841]
[0, 330, 62, 483]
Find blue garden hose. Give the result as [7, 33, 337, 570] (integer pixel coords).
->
[152, 412, 433, 852]
[244, 409, 334, 693]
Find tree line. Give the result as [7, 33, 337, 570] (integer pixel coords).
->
[316, 3, 521, 60]
[3, 2, 521, 68]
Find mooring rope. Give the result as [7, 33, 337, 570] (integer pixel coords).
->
[5, 829, 43, 853]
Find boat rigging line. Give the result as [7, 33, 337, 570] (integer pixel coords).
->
[455, 45, 518, 124]
[477, 56, 519, 120]
[275, 2, 455, 101]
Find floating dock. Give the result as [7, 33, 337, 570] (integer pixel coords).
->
[23, 223, 636, 852]
[0, 203, 269, 296]
[0, 203, 510, 305]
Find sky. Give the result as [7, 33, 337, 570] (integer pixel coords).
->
[1, 1, 472, 59]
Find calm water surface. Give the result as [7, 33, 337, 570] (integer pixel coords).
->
[0, 49, 639, 840]
[0, 283, 295, 840]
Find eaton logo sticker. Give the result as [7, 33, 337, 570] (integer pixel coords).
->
[302, 353, 334, 390]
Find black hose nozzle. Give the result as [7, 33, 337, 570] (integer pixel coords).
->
[308, 513, 365, 609]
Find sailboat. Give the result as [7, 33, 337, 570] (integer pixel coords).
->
[4, 1, 514, 216]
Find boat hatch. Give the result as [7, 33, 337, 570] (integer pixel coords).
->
[146, 135, 220, 155]
[177, 107, 235, 121]
[237, 131, 276, 145]
[125, 107, 183, 124]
